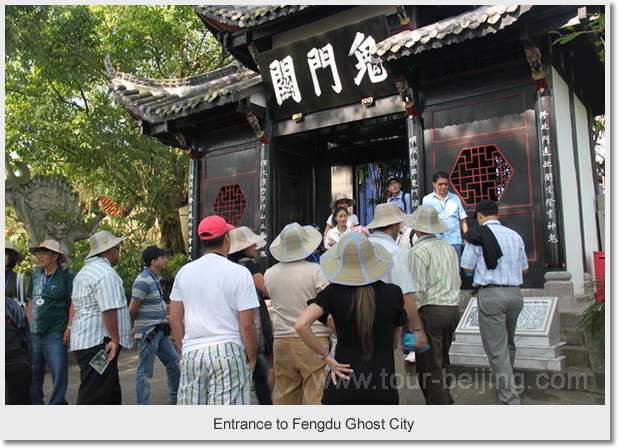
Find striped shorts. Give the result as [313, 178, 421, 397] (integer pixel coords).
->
[178, 342, 251, 405]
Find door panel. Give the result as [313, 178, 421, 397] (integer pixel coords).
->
[423, 86, 545, 287]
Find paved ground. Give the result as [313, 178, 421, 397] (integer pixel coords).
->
[43, 348, 604, 406]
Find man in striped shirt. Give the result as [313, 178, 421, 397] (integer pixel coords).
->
[70, 230, 132, 405]
[406, 205, 461, 405]
[129, 245, 180, 405]
[461, 199, 528, 405]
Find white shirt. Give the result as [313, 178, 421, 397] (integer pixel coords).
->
[170, 253, 259, 355]
[324, 225, 352, 249]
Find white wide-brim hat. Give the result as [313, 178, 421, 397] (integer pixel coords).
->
[366, 202, 414, 229]
[29, 239, 68, 265]
[269, 222, 322, 262]
[85, 230, 127, 259]
[228, 226, 267, 255]
[320, 233, 394, 286]
[5, 240, 25, 264]
[330, 195, 357, 209]
[404, 204, 448, 234]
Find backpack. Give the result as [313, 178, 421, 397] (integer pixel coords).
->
[5, 318, 29, 368]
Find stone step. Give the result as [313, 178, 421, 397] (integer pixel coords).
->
[561, 345, 591, 368]
[561, 327, 586, 346]
[560, 309, 583, 328]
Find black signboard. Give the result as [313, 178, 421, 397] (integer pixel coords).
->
[258, 16, 396, 120]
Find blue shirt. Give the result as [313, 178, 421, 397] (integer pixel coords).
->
[387, 191, 412, 214]
[422, 191, 467, 245]
[460, 220, 528, 288]
[131, 268, 168, 339]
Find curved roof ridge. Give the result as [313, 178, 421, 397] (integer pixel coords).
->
[193, 5, 312, 29]
[105, 56, 262, 124]
[371, 5, 533, 61]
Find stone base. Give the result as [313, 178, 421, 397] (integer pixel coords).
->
[451, 340, 566, 358]
[449, 352, 567, 371]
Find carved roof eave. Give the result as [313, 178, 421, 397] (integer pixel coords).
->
[105, 56, 262, 124]
[193, 5, 313, 30]
[371, 5, 533, 62]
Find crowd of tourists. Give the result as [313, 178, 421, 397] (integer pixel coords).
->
[5, 173, 527, 406]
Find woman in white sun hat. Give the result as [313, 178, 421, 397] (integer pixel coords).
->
[295, 233, 408, 405]
[227, 226, 274, 405]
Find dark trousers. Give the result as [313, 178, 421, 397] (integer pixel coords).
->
[74, 339, 122, 405]
[5, 361, 32, 405]
[415, 305, 460, 405]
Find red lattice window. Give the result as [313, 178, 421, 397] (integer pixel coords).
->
[450, 145, 513, 205]
[212, 184, 247, 226]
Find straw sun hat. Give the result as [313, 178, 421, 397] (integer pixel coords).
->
[269, 222, 322, 262]
[320, 233, 394, 286]
[29, 239, 68, 265]
[5, 240, 25, 264]
[404, 204, 447, 234]
[85, 230, 127, 259]
[366, 202, 413, 229]
[330, 195, 357, 209]
[228, 226, 266, 255]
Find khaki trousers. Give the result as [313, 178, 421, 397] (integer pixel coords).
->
[273, 337, 330, 405]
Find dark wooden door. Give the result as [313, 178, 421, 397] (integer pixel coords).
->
[422, 85, 545, 287]
[273, 142, 313, 235]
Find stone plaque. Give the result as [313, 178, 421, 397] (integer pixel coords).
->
[456, 297, 558, 336]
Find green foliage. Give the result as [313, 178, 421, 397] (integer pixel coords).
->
[5, 5, 230, 256]
[578, 280, 605, 347]
[550, 13, 605, 62]
[161, 253, 189, 289]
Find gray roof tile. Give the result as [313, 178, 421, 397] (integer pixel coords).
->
[105, 56, 261, 124]
[372, 5, 532, 61]
[193, 5, 312, 28]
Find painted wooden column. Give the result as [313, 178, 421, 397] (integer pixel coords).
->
[395, 74, 423, 210]
[187, 157, 199, 261]
[525, 44, 565, 269]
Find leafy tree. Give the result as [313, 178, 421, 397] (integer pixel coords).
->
[5, 5, 230, 257]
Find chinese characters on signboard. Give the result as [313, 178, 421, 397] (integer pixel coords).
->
[538, 109, 558, 246]
[187, 161, 196, 260]
[258, 147, 268, 259]
[259, 17, 396, 120]
[409, 133, 420, 210]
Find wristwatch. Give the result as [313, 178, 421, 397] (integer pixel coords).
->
[316, 352, 329, 360]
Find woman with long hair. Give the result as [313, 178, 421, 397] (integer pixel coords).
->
[295, 233, 407, 405]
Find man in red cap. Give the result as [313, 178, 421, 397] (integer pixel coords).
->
[169, 215, 259, 405]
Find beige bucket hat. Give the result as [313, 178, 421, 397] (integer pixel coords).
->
[228, 226, 267, 255]
[404, 204, 447, 234]
[366, 202, 414, 229]
[5, 240, 25, 264]
[321, 233, 394, 286]
[330, 195, 357, 209]
[85, 230, 127, 259]
[29, 239, 68, 265]
[269, 222, 322, 262]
